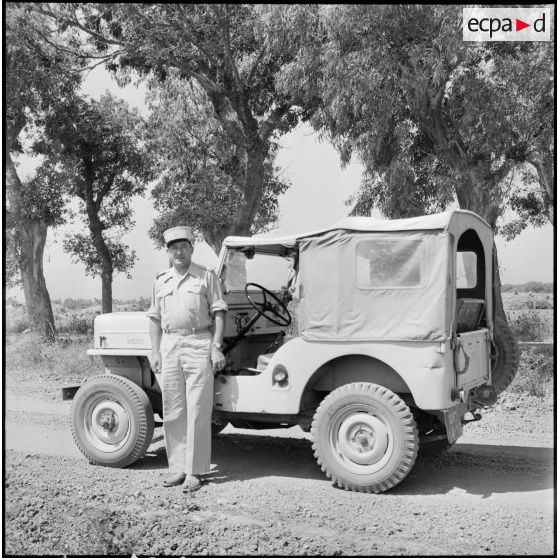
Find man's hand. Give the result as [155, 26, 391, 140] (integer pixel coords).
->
[211, 345, 226, 373]
[151, 350, 162, 373]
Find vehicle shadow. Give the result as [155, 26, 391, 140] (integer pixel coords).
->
[131, 428, 322, 480]
[131, 430, 553, 497]
[395, 443, 554, 498]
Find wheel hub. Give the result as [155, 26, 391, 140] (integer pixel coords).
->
[352, 428, 374, 451]
[86, 398, 131, 450]
[99, 410, 117, 432]
[335, 411, 391, 469]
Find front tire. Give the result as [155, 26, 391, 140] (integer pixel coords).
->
[71, 375, 154, 468]
[311, 383, 418, 493]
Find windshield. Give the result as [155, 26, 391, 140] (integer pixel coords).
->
[221, 250, 295, 292]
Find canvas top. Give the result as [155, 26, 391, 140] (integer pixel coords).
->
[222, 209, 491, 251]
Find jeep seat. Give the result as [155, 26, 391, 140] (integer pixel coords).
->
[456, 298, 485, 333]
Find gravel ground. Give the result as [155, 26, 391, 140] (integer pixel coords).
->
[4, 435, 554, 556]
[4, 388, 555, 556]
[4, 330, 555, 555]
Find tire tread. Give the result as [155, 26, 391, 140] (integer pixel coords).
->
[492, 317, 520, 394]
[311, 382, 418, 493]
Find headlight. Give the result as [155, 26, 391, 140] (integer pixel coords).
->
[272, 365, 289, 387]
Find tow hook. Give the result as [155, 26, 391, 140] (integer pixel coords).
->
[462, 410, 482, 424]
[470, 384, 498, 407]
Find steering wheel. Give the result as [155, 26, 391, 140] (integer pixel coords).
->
[245, 282, 292, 327]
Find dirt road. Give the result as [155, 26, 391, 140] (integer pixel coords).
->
[5, 392, 554, 555]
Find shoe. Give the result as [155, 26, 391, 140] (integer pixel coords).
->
[163, 473, 186, 487]
[182, 475, 202, 493]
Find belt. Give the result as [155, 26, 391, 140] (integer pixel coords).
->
[163, 326, 209, 335]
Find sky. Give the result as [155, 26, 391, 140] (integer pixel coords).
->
[7, 68, 554, 302]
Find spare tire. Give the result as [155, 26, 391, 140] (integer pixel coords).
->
[491, 317, 520, 394]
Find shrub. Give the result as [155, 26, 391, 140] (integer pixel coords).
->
[5, 300, 30, 333]
[507, 298, 553, 310]
[114, 297, 151, 311]
[508, 310, 547, 341]
[502, 282, 553, 293]
[55, 310, 98, 335]
[509, 350, 554, 398]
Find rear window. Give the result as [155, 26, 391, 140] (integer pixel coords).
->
[356, 239, 424, 289]
[456, 251, 477, 289]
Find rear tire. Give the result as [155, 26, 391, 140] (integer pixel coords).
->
[71, 375, 154, 468]
[311, 382, 418, 493]
[492, 317, 520, 394]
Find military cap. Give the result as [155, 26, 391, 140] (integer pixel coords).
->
[163, 226, 194, 247]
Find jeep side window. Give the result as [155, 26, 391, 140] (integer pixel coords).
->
[456, 229, 485, 300]
[456, 252, 477, 289]
[356, 239, 423, 289]
[223, 251, 248, 292]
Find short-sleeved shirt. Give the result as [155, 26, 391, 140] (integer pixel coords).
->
[147, 261, 228, 331]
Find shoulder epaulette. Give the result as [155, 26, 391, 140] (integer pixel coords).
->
[156, 269, 171, 279]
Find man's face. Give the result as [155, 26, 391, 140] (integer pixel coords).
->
[167, 240, 193, 272]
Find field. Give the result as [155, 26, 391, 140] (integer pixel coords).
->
[502, 292, 553, 343]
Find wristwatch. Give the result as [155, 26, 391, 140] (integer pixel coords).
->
[212, 342, 223, 350]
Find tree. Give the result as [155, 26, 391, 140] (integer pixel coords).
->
[496, 42, 554, 236]
[145, 74, 289, 251]
[36, 92, 150, 313]
[5, 3, 83, 338]
[34, 3, 319, 247]
[273, 5, 553, 230]
[272, 4, 554, 319]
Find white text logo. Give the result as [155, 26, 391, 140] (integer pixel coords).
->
[463, 7, 551, 42]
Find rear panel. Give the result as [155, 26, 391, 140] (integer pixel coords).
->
[454, 329, 490, 390]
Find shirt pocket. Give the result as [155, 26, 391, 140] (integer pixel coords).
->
[185, 279, 203, 311]
[157, 285, 174, 312]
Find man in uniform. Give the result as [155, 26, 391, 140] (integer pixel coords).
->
[147, 226, 227, 492]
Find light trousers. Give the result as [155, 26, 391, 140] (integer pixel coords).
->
[160, 331, 214, 475]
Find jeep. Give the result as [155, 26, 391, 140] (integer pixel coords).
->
[69, 209, 519, 493]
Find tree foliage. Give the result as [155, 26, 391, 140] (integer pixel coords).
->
[145, 75, 289, 250]
[34, 3, 319, 247]
[35, 92, 150, 312]
[6, 3, 83, 148]
[273, 5, 554, 233]
[5, 2, 84, 337]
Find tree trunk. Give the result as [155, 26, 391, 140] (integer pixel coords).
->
[455, 174, 508, 324]
[100, 269, 113, 314]
[492, 244, 506, 322]
[5, 150, 56, 340]
[205, 137, 269, 253]
[228, 140, 267, 236]
[528, 156, 554, 225]
[85, 192, 114, 313]
[18, 221, 57, 339]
